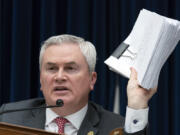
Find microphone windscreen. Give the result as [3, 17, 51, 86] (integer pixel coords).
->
[56, 99, 64, 107]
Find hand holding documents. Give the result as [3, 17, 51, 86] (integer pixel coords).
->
[104, 9, 180, 89]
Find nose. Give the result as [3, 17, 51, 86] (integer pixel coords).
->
[54, 69, 67, 83]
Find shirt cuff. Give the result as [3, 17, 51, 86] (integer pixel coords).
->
[124, 106, 149, 133]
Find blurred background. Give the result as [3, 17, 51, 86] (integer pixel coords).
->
[0, 0, 180, 134]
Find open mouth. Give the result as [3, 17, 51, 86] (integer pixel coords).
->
[54, 86, 68, 91]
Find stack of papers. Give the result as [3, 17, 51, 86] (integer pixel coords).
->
[104, 9, 180, 89]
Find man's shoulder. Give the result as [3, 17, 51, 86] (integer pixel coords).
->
[0, 98, 45, 110]
[82, 101, 124, 134]
[0, 98, 46, 129]
[88, 101, 124, 123]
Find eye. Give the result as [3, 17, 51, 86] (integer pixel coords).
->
[65, 66, 78, 73]
[47, 66, 58, 71]
[66, 66, 75, 71]
[48, 67, 54, 70]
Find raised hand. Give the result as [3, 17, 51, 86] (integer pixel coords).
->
[127, 67, 157, 109]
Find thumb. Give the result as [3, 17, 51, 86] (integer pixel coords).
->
[130, 67, 137, 81]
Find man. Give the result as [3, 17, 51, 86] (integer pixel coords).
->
[0, 34, 156, 135]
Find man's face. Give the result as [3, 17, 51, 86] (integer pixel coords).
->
[40, 43, 97, 114]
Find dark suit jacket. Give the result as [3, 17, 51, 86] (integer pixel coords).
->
[0, 98, 147, 135]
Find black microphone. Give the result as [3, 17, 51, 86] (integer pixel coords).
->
[0, 99, 64, 115]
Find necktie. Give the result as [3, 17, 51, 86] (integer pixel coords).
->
[54, 117, 69, 134]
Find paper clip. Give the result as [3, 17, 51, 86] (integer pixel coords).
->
[112, 42, 137, 60]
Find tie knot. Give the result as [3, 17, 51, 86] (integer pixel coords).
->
[54, 117, 69, 134]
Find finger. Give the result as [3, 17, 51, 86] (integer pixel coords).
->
[128, 67, 139, 89]
[130, 67, 138, 81]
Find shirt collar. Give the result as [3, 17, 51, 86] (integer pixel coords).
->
[45, 104, 88, 130]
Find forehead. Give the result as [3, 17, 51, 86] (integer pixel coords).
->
[42, 43, 87, 66]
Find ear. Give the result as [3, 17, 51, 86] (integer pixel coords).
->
[90, 72, 97, 90]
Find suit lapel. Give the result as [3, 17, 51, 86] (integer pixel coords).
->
[22, 105, 46, 129]
[78, 102, 100, 135]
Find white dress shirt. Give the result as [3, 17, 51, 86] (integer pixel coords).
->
[45, 104, 148, 135]
[45, 104, 88, 135]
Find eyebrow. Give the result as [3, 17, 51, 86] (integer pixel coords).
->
[65, 62, 78, 66]
[46, 62, 57, 66]
[45, 62, 78, 66]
